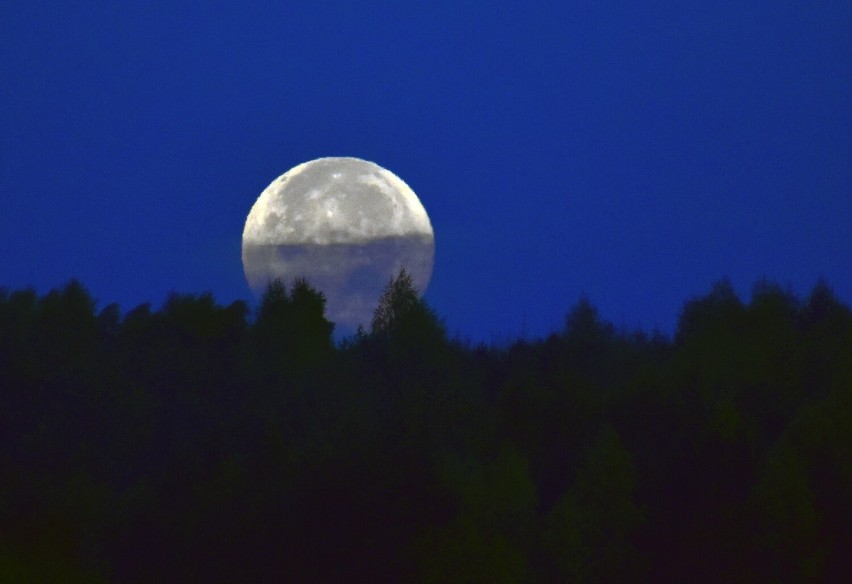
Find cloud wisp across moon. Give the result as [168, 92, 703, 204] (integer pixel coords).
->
[242, 157, 435, 329]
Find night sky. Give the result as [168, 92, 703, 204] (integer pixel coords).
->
[2, 2, 850, 342]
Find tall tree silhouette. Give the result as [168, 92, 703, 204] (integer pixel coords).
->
[370, 268, 445, 347]
[2, 276, 852, 581]
[370, 268, 420, 335]
[251, 278, 333, 381]
[288, 278, 334, 359]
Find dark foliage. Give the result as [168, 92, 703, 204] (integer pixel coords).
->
[1, 275, 850, 581]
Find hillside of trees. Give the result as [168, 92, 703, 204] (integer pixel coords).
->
[1, 273, 851, 582]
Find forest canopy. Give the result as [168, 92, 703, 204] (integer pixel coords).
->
[1, 274, 851, 582]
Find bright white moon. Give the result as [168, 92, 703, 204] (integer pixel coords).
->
[242, 157, 435, 329]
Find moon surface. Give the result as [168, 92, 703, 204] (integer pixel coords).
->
[242, 157, 435, 329]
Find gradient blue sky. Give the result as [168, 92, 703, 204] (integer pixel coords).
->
[2, 2, 850, 341]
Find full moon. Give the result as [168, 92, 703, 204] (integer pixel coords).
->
[242, 157, 435, 329]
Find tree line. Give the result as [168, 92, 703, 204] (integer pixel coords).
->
[1, 273, 850, 582]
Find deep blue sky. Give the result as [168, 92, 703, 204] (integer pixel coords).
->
[2, 2, 850, 341]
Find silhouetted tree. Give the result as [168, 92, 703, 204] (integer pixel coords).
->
[36, 279, 99, 381]
[563, 296, 614, 349]
[369, 268, 445, 352]
[371, 268, 420, 334]
[1, 276, 851, 581]
[802, 277, 848, 325]
[288, 278, 334, 360]
[252, 278, 333, 376]
[675, 278, 744, 344]
[256, 278, 290, 329]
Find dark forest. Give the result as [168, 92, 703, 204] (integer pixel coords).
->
[1, 272, 850, 582]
